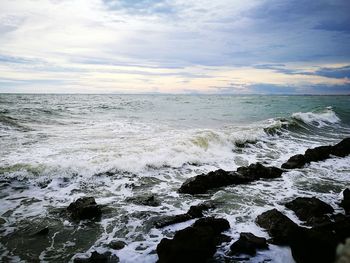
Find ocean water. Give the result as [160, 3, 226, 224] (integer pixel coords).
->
[0, 94, 350, 262]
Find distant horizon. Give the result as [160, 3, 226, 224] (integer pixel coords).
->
[0, 0, 349, 94]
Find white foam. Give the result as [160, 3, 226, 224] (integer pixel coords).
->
[292, 107, 340, 128]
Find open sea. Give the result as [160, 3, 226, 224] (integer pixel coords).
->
[1, 94, 350, 262]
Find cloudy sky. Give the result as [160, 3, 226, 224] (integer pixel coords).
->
[0, 0, 349, 94]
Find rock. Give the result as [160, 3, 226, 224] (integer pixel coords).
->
[156, 217, 230, 263]
[255, 209, 299, 245]
[340, 188, 350, 215]
[154, 202, 215, 228]
[236, 163, 283, 179]
[178, 163, 283, 195]
[282, 138, 350, 169]
[108, 240, 126, 250]
[74, 251, 119, 263]
[178, 169, 247, 195]
[230, 232, 268, 256]
[281, 154, 306, 169]
[0, 218, 6, 225]
[67, 197, 102, 221]
[285, 197, 334, 222]
[290, 227, 338, 263]
[332, 138, 350, 157]
[304, 145, 333, 163]
[335, 238, 350, 263]
[30, 226, 49, 236]
[127, 195, 161, 207]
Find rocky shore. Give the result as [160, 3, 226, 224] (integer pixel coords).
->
[62, 138, 350, 262]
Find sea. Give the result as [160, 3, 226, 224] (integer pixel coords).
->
[1, 94, 350, 262]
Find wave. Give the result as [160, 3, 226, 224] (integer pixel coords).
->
[291, 107, 340, 128]
[0, 114, 30, 131]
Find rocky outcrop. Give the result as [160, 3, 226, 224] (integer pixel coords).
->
[230, 232, 268, 256]
[178, 163, 283, 195]
[340, 188, 350, 215]
[67, 197, 102, 221]
[256, 207, 350, 263]
[74, 251, 119, 263]
[256, 209, 299, 245]
[285, 197, 334, 222]
[154, 202, 215, 228]
[282, 138, 350, 169]
[156, 217, 230, 263]
[126, 195, 161, 207]
[108, 240, 126, 250]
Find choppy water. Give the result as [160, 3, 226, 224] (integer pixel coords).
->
[1, 94, 350, 262]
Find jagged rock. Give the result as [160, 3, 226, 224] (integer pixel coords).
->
[285, 197, 334, 222]
[154, 202, 215, 228]
[282, 138, 350, 169]
[178, 163, 283, 195]
[127, 195, 161, 207]
[255, 209, 299, 245]
[281, 154, 306, 169]
[156, 217, 230, 263]
[74, 251, 119, 263]
[108, 240, 126, 250]
[67, 197, 102, 220]
[230, 232, 268, 256]
[340, 188, 350, 215]
[30, 226, 49, 236]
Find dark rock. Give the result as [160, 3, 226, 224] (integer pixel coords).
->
[290, 227, 338, 263]
[282, 138, 350, 169]
[179, 163, 283, 195]
[156, 217, 230, 263]
[285, 197, 334, 222]
[74, 251, 119, 263]
[30, 226, 49, 236]
[0, 218, 6, 225]
[154, 202, 215, 228]
[281, 154, 306, 169]
[340, 188, 350, 215]
[255, 209, 299, 245]
[332, 138, 350, 157]
[127, 195, 161, 207]
[67, 197, 102, 221]
[230, 232, 268, 256]
[304, 145, 333, 163]
[108, 240, 126, 250]
[236, 163, 283, 179]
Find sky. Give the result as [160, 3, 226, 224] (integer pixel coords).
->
[0, 0, 349, 94]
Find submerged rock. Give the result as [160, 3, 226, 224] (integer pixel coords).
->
[178, 163, 283, 195]
[30, 226, 49, 236]
[230, 232, 268, 256]
[127, 195, 161, 207]
[108, 240, 126, 250]
[67, 197, 102, 221]
[74, 251, 119, 263]
[154, 202, 215, 228]
[156, 217, 230, 263]
[340, 188, 350, 215]
[285, 197, 334, 222]
[282, 138, 350, 169]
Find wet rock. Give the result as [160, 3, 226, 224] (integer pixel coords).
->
[281, 154, 306, 169]
[332, 138, 350, 157]
[236, 163, 283, 179]
[30, 226, 49, 236]
[179, 163, 283, 195]
[0, 217, 6, 225]
[255, 209, 299, 245]
[74, 251, 119, 263]
[290, 227, 338, 263]
[67, 197, 102, 221]
[230, 232, 268, 256]
[127, 195, 161, 207]
[285, 197, 334, 222]
[282, 138, 350, 169]
[340, 188, 350, 215]
[108, 240, 126, 250]
[156, 217, 230, 263]
[154, 202, 215, 228]
[335, 238, 350, 263]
